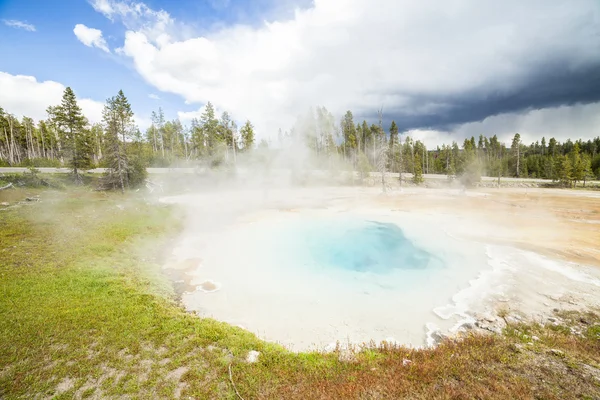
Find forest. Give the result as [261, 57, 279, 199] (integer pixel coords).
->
[1, 88, 599, 188]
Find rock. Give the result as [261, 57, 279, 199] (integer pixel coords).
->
[549, 349, 565, 357]
[475, 321, 489, 330]
[430, 330, 449, 344]
[548, 317, 557, 323]
[460, 322, 475, 330]
[246, 350, 260, 364]
[579, 317, 589, 325]
[402, 359, 412, 366]
[483, 315, 497, 323]
[512, 343, 524, 353]
[532, 336, 540, 341]
[0, 202, 9, 206]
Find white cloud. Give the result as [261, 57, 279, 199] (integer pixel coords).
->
[2, 19, 36, 32]
[94, 0, 600, 141]
[73, 24, 110, 53]
[0, 71, 105, 123]
[148, 93, 160, 100]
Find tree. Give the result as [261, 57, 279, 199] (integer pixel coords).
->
[413, 151, 423, 184]
[571, 142, 583, 186]
[190, 118, 206, 158]
[201, 102, 220, 155]
[341, 111, 357, 158]
[102, 93, 128, 192]
[388, 121, 398, 172]
[581, 154, 593, 187]
[511, 133, 522, 178]
[240, 120, 255, 151]
[52, 87, 91, 183]
[219, 111, 236, 163]
[556, 155, 573, 187]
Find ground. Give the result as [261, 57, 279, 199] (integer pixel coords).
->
[0, 185, 599, 399]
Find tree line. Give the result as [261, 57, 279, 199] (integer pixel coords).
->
[0, 89, 258, 190]
[1, 95, 599, 188]
[287, 108, 600, 186]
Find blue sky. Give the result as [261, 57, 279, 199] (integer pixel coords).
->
[0, 0, 599, 145]
[0, 0, 308, 126]
[0, 0, 222, 124]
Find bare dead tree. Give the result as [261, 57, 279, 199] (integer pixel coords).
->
[376, 107, 387, 193]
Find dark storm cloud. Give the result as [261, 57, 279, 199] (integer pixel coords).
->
[372, 61, 600, 133]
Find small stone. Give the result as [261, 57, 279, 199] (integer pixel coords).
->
[512, 343, 524, 353]
[532, 336, 540, 341]
[579, 318, 589, 325]
[0, 202, 9, 206]
[475, 321, 488, 330]
[402, 359, 412, 366]
[246, 350, 260, 363]
[431, 331, 449, 343]
[548, 317, 557, 323]
[461, 322, 475, 330]
[549, 349, 565, 357]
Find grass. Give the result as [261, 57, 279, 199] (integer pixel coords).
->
[1, 187, 600, 399]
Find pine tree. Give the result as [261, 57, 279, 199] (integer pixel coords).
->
[201, 102, 220, 155]
[240, 120, 255, 151]
[388, 121, 398, 172]
[52, 87, 91, 183]
[102, 90, 139, 192]
[413, 151, 424, 184]
[341, 111, 357, 156]
[556, 155, 573, 187]
[511, 133, 522, 178]
[581, 154, 593, 187]
[571, 142, 583, 186]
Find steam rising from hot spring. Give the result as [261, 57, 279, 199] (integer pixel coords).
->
[161, 187, 600, 352]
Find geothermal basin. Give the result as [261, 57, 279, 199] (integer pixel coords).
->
[160, 186, 600, 351]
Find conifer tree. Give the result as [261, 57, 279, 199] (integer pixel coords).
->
[388, 121, 398, 172]
[240, 120, 255, 151]
[201, 102, 220, 155]
[52, 87, 91, 183]
[413, 152, 424, 184]
[102, 90, 136, 192]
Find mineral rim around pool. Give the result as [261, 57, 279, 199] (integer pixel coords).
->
[161, 187, 600, 352]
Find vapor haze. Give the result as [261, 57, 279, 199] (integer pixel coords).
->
[91, 0, 600, 144]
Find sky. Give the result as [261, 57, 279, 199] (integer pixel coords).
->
[0, 0, 599, 147]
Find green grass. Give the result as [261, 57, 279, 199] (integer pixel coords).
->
[1, 188, 599, 399]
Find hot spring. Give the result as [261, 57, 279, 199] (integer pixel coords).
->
[162, 187, 600, 351]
